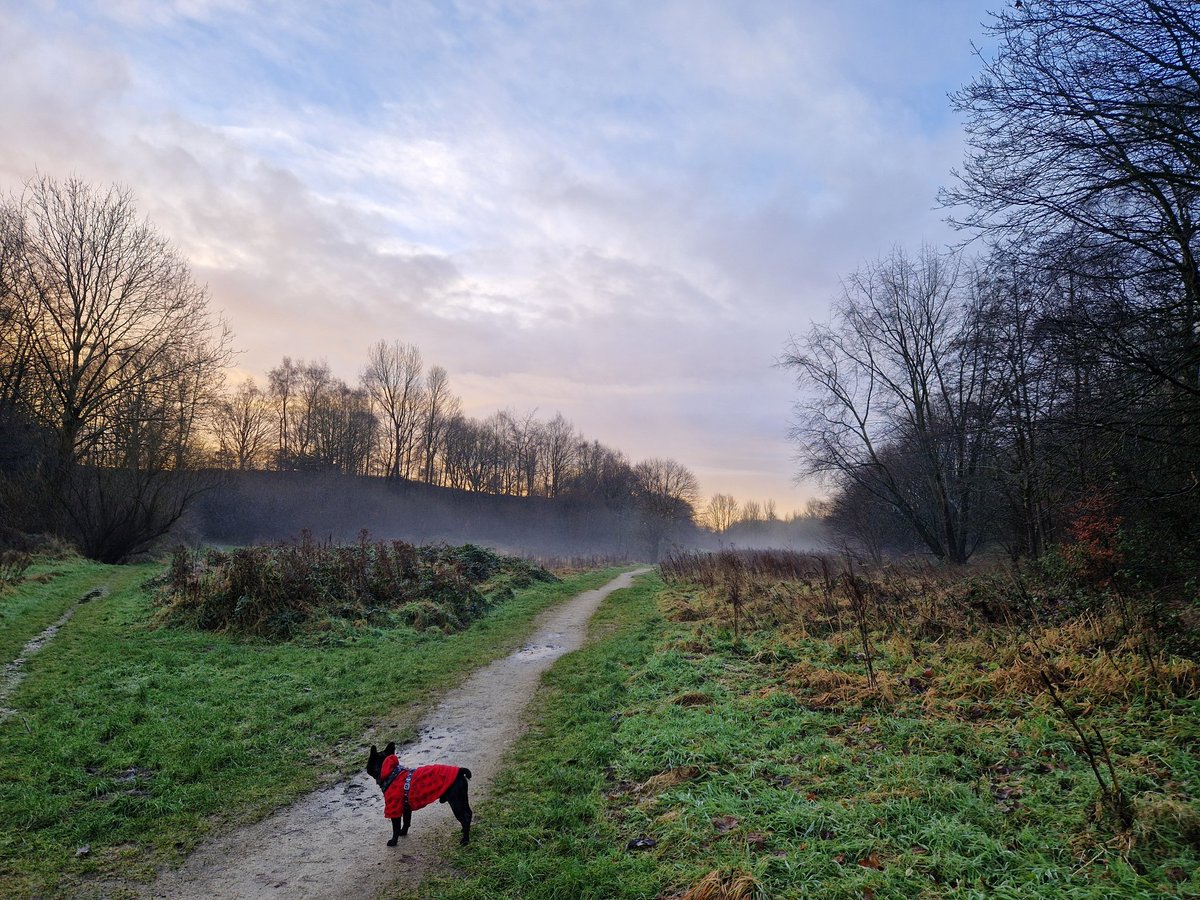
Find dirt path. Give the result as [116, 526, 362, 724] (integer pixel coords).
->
[146, 567, 651, 900]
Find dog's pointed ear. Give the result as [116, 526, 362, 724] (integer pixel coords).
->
[369, 744, 378, 755]
[384, 741, 396, 756]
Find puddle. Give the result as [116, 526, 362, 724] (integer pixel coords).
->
[513, 643, 560, 660]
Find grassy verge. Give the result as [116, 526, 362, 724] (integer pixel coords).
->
[0, 557, 629, 897]
[422, 574, 1199, 899]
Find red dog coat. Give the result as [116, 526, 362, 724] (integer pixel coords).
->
[380, 755, 462, 818]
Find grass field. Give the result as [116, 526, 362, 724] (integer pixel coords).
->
[3, 554, 1196, 899]
[0, 556, 627, 898]
[422, 571, 1200, 899]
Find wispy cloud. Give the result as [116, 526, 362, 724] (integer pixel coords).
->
[0, 0, 992, 511]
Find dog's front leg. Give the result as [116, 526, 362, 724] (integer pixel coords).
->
[387, 816, 405, 846]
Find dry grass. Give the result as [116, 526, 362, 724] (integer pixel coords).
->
[784, 661, 896, 707]
[674, 868, 761, 900]
[672, 691, 713, 707]
[640, 766, 703, 795]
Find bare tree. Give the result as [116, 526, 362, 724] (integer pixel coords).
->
[7, 177, 229, 470]
[418, 364, 458, 485]
[571, 439, 635, 506]
[0, 175, 231, 559]
[213, 378, 274, 470]
[704, 493, 740, 533]
[943, 0, 1200, 557]
[763, 498, 778, 521]
[291, 360, 333, 466]
[782, 246, 1000, 563]
[537, 413, 577, 499]
[633, 457, 699, 559]
[267, 357, 300, 469]
[740, 500, 764, 524]
[943, 0, 1200, 404]
[308, 381, 377, 475]
[362, 340, 424, 479]
[506, 409, 541, 497]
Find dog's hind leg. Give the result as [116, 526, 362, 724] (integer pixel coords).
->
[445, 776, 473, 844]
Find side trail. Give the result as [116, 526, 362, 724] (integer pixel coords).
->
[1, 586, 107, 723]
[146, 567, 651, 900]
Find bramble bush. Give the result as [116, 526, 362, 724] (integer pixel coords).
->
[157, 531, 555, 638]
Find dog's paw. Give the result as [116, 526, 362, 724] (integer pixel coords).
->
[386, 838, 398, 847]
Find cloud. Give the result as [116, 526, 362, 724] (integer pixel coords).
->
[0, 0, 990, 513]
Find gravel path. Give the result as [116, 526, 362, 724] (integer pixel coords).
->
[146, 567, 651, 899]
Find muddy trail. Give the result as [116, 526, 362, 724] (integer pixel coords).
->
[146, 567, 651, 900]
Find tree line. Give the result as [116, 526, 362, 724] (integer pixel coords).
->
[784, 0, 1198, 585]
[0, 177, 702, 561]
[209, 345, 704, 556]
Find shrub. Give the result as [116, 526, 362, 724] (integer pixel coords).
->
[156, 535, 556, 639]
[0, 549, 31, 593]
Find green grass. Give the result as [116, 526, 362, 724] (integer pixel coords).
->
[421, 578, 1200, 900]
[0, 559, 144, 662]
[0, 557, 629, 897]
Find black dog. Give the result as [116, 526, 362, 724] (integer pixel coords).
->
[366, 742, 473, 845]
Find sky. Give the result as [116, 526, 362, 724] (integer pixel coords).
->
[0, 0, 995, 514]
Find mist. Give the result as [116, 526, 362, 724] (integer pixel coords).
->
[186, 470, 828, 561]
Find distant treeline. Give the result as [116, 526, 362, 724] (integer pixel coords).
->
[213, 348, 688, 502]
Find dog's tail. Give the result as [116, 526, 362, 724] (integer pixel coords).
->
[461, 768, 472, 780]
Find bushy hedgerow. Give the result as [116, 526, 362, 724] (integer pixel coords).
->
[157, 532, 555, 639]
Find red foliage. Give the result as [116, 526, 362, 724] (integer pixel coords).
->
[1062, 493, 1124, 587]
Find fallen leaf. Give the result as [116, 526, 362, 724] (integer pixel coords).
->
[746, 832, 768, 850]
[712, 815, 738, 833]
[834, 853, 847, 864]
[626, 837, 657, 851]
[858, 852, 884, 870]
